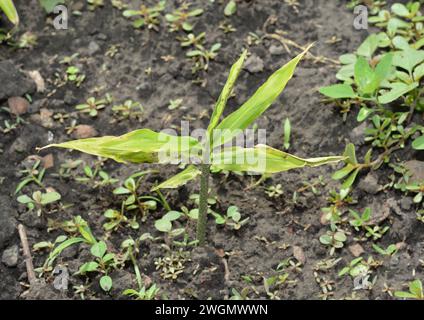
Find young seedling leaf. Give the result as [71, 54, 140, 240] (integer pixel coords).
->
[152, 166, 201, 191]
[100, 275, 113, 292]
[412, 135, 424, 150]
[212, 45, 312, 148]
[91, 241, 107, 258]
[319, 84, 357, 99]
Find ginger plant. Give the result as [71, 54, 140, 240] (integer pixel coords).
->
[42, 45, 344, 245]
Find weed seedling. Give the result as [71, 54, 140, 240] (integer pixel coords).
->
[77, 241, 116, 292]
[42, 46, 344, 246]
[17, 190, 61, 216]
[65, 66, 86, 87]
[211, 205, 249, 230]
[123, 1, 166, 31]
[349, 207, 371, 231]
[165, 4, 203, 32]
[103, 207, 139, 231]
[75, 95, 112, 117]
[395, 279, 424, 300]
[123, 284, 160, 300]
[15, 160, 45, 194]
[112, 100, 143, 121]
[319, 224, 347, 255]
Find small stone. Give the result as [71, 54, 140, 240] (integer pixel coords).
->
[42, 154, 54, 169]
[358, 172, 380, 194]
[293, 246, 306, 264]
[87, 41, 100, 55]
[269, 44, 284, 55]
[39, 108, 54, 128]
[2, 244, 19, 267]
[349, 244, 364, 257]
[244, 54, 264, 73]
[73, 125, 98, 139]
[400, 197, 413, 211]
[8, 97, 30, 115]
[28, 70, 45, 93]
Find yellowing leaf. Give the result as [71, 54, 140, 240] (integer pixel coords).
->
[42, 129, 201, 164]
[211, 145, 344, 174]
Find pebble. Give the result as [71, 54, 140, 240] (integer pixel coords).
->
[2, 245, 19, 267]
[244, 54, 264, 73]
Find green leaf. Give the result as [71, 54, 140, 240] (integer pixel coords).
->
[90, 241, 107, 259]
[152, 165, 201, 191]
[319, 84, 356, 99]
[378, 82, 419, 104]
[40, 192, 61, 205]
[413, 63, 424, 81]
[357, 106, 374, 122]
[79, 261, 100, 274]
[392, 48, 424, 74]
[211, 145, 344, 174]
[356, 34, 379, 58]
[42, 129, 201, 164]
[409, 280, 423, 297]
[391, 3, 410, 17]
[354, 57, 383, 95]
[412, 135, 424, 150]
[207, 50, 247, 137]
[17, 195, 33, 204]
[100, 276, 113, 292]
[343, 143, 357, 165]
[212, 45, 312, 148]
[163, 211, 182, 221]
[155, 219, 172, 233]
[394, 291, 419, 299]
[0, 0, 19, 25]
[46, 237, 86, 267]
[224, 0, 237, 16]
[39, 0, 64, 13]
[332, 164, 355, 180]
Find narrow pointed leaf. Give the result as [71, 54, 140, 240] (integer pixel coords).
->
[152, 165, 201, 191]
[207, 50, 247, 136]
[212, 45, 312, 148]
[0, 0, 19, 25]
[211, 145, 344, 174]
[41, 129, 201, 164]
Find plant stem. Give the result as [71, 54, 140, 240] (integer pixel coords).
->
[196, 164, 210, 245]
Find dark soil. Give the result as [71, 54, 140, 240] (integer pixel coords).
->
[0, 0, 422, 300]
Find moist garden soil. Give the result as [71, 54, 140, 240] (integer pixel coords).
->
[0, 0, 422, 300]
